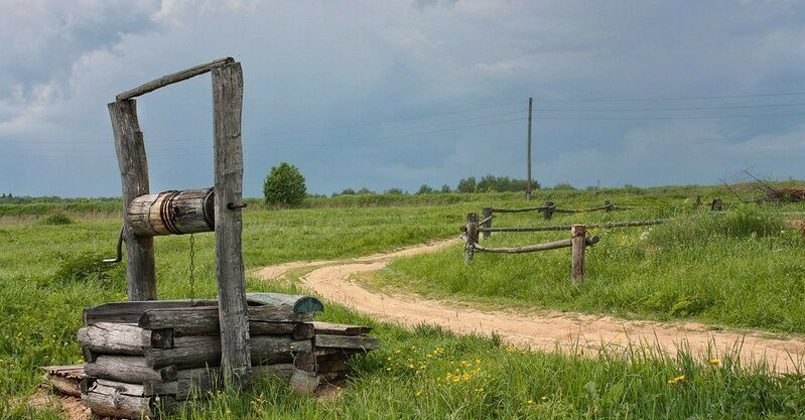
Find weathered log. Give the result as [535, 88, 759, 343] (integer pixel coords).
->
[478, 219, 667, 233]
[43, 365, 85, 397]
[109, 99, 156, 301]
[473, 236, 599, 254]
[571, 225, 586, 284]
[289, 368, 320, 396]
[116, 57, 235, 101]
[77, 323, 173, 355]
[127, 188, 215, 236]
[84, 300, 218, 325]
[139, 306, 314, 336]
[85, 355, 177, 383]
[82, 377, 174, 419]
[245, 293, 324, 313]
[145, 336, 311, 369]
[143, 364, 295, 400]
[311, 322, 371, 336]
[212, 61, 251, 387]
[481, 208, 493, 238]
[315, 334, 380, 351]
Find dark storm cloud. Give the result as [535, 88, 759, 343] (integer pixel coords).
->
[0, 0, 803, 196]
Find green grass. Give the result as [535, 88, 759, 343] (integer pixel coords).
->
[380, 205, 805, 333]
[1, 185, 804, 418]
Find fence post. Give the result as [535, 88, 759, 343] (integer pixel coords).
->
[543, 201, 555, 220]
[571, 224, 586, 284]
[695, 195, 702, 208]
[604, 200, 613, 212]
[464, 213, 478, 263]
[710, 198, 723, 211]
[481, 207, 492, 239]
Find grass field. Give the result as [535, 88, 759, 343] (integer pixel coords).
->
[1, 185, 804, 418]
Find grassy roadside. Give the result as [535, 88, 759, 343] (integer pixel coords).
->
[377, 206, 805, 334]
[11, 275, 805, 419]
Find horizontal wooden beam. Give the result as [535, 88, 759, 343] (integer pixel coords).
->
[115, 57, 235, 101]
[473, 236, 599, 254]
[479, 219, 668, 233]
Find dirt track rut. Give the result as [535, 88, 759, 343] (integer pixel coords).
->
[256, 238, 805, 372]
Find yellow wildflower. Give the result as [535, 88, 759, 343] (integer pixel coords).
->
[667, 375, 686, 385]
[708, 358, 721, 366]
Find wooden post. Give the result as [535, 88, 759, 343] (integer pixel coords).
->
[481, 207, 492, 238]
[526, 97, 533, 200]
[710, 198, 723, 211]
[212, 62, 251, 387]
[543, 201, 554, 220]
[109, 100, 156, 301]
[570, 224, 586, 284]
[604, 200, 613, 212]
[464, 213, 478, 263]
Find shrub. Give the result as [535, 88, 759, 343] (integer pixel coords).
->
[263, 162, 307, 208]
[53, 252, 123, 286]
[42, 210, 73, 225]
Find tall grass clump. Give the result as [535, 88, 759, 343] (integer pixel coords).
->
[648, 206, 784, 247]
[40, 210, 74, 226]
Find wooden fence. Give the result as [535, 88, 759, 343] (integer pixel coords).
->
[462, 213, 599, 284]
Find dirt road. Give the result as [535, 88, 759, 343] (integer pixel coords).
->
[256, 238, 805, 372]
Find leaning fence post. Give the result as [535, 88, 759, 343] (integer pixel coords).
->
[481, 207, 492, 238]
[710, 198, 723, 211]
[571, 224, 586, 284]
[604, 200, 613, 212]
[464, 213, 479, 263]
[543, 201, 555, 220]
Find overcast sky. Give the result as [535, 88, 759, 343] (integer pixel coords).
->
[1, 0, 804, 197]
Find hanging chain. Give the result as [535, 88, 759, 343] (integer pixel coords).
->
[189, 233, 196, 302]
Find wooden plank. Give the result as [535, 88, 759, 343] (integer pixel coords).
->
[84, 299, 218, 325]
[116, 57, 235, 101]
[109, 99, 156, 301]
[139, 306, 313, 335]
[84, 355, 177, 383]
[246, 293, 324, 313]
[474, 236, 599, 254]
[479, 219, 667, 233]
[43, 366, 85, 397]
[145, 335, 311, 369]
[315, 335, 380, 351]
[212, 61, 251, 387]
[311, 322, 371, 336]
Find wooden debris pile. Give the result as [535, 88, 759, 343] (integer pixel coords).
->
[73, 293, 378, 418]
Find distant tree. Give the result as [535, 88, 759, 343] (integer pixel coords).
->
[357, 187, 374, 195]
[385, 187, 404, 195]
[340, 188, 356, 195]
[552, 182, 575, 191]
[263, 162, 307, 207]
[440, 184, 451, 193]
[456, 177, 477, 193]
[416, 184, 434, 195]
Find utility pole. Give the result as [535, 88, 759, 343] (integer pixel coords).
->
[526, 97, 533, 200]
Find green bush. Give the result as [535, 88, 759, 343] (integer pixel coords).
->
[53, 252, 123, 286]
[263, 162, 307, 208]
[41, 211, 73, 225]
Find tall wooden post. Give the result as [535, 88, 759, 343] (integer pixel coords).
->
[109, 100, 156, 301]
[543, 201, 555, 220]
[212, 62, 252, 387]
[464, 212, 479, 263]
[526, 97, 533, 200]
[570, 224, 586, 284]
[481, 207, 492, 239]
